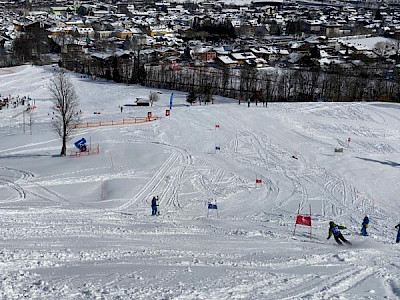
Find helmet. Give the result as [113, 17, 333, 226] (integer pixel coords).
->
[329, 221, 335, 226]
[365, 215, 369, 218]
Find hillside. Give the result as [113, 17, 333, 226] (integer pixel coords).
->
[0, 65, 399, 299]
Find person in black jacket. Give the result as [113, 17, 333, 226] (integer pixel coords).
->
[151, 196, 158, 216]
[395, 222, 400, 243]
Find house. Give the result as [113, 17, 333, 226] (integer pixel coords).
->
[304, 20, 322, 34]
[48, 27, 64, 36]
[250, 47, 270, 59]
[231, 52, 257, 65]
[154, 47, 180, 61]
[63, 43, 83, 54]
[114, 50, 132, 62]
[246, 57, 268, 67]
[135, 98, 150, 106]
[130, 27, 143, 36]
[278, 49, 289, 60]
[321, 23, 341, 37]
[76, 27, 95, 38]
[192, 46, 217, 62]
[51, 7, 70, 16]
[96, 30, 114, 40]
[217, 55, 238, 67]
[65, 20, 85, 28]
[12, 20, 23, 31]
[21, 21, 42, 33]
[147, 25, 174, 37]
[114, 29, 133, 39]
[251, 0, 283, 9]
[214, 45, 235, 55]
[92, 10, 110, 18]
[91, 52, 113, 61]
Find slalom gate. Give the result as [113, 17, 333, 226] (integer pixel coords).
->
[72, 116, 158, 129]
[293, 204, 312, 239]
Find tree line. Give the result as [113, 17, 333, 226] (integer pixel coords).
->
[60, 54, 400, 104]
[143, 63, 400, 104]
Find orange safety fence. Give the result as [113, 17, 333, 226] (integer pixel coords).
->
[73, 117, 158, 129]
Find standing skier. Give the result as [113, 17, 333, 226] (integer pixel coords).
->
[151, 196, 158, 216]
[395, 222, 400, 243]
[361, 215, 369, 236]
[327, 221, 352, 245]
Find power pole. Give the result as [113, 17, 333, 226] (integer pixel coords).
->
[23, 110, 25, 134]
[29, 113, 33, 135]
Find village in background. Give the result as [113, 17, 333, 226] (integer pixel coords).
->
[1, 1, 400, 299]
[2, 0, 400, 103]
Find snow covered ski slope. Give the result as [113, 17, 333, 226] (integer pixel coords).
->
[0, 65, 400, 299]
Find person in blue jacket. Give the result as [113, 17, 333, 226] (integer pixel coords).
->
[361, 215, 369, 236]
[395, 222, 400, 243]
[327, 221, 352, 245]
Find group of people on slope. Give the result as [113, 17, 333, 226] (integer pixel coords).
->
[327, 216, 400, 245]
[148, 198, 400, 243]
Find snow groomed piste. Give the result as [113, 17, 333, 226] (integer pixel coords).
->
[0, 65, 400, 299]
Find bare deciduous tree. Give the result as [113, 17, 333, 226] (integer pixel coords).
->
[48, 70, 80, 156]
[374, 41, 392, 58]
[149, 91, 160, 106]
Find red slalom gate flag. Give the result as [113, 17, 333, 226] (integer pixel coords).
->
[295, 215, 312, 226]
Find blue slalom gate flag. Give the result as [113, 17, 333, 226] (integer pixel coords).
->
[208, 203, 218, 210]
[169, 93, 173, 110]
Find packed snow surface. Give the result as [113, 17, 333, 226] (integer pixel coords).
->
[0, 65, 400, 300]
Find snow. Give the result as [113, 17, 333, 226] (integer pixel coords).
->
[218, 55, 238, 64]
[0, 65, 400, 299]
[340, 36, 395, 51]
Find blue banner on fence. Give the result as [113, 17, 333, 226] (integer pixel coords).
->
[74, 138, 86, 149]
[169, 93, 174, 110]
[208, 203, 218, 210]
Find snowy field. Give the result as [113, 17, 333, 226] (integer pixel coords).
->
[0, 65, 400, 300]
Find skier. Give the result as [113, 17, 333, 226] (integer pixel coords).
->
[151, 196, 158, 216]
[327, 221, 352, 245]
[395, 222, 400, 243]
[361, 215, 369, 236]
[120, 106, 123, 113]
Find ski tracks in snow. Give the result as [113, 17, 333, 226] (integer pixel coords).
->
[0, 166, 34, 203]
[116, 142, 192, 213]
[222, 125, 376, 225]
